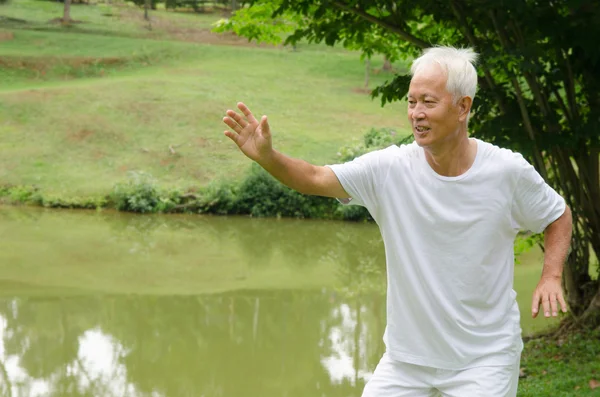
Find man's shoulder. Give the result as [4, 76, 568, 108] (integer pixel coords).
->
[356, 141, 419, 163]
[477, 139, 529, 170]
[381, 141, 421, 159]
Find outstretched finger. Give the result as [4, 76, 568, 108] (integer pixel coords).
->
[223, 117, 243, 134]
[259, 115, 271, 137]
[226, 109, 248, 128]
[224, 130, 239, 145]
[237, 102, 258, 124]
[531, 292, 540, 318]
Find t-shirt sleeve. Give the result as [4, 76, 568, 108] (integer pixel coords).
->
[511, 156, 566, 233]
[326, 149, 386, 212]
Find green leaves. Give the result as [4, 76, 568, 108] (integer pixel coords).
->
[370, 74, 411, 106]
[212, 0, 303, 46]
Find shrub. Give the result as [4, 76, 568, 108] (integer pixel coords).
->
[337, 127, 412, 162]
[231, 163, 340, 219]
[110, 171, 179, 213]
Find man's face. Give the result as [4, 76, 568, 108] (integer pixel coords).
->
[407, 65, 465, 149]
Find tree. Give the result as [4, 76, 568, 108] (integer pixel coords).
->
[62, 0, 71, 24]
[224, 0, 600, 328]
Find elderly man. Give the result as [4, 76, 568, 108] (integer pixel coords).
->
[222, 46, 572, 396]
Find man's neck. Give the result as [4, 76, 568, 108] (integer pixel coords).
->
[424, 135, 477, 177]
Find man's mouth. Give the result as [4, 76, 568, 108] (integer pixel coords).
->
[415, 126, 431, 133]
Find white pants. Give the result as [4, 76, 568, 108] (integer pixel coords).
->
[362, 353, 520, 397]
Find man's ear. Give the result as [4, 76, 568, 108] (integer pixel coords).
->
[458, 96, 473, 122]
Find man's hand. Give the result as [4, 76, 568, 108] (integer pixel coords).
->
[223, 102, 272, 162]
[531, 276, 568, 318]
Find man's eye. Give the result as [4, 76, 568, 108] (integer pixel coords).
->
[408, 100, 416, 105]
[425, 100, 435, 104]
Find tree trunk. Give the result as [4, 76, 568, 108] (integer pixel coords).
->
[364, 58, 370, 89]
[231, 0, 237, 11]
[382, 56, 393, 72]
[62, 0, 71, 24]
[144, 0, 150, 21]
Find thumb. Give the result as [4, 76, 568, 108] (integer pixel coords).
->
[260, 115, 271, 137]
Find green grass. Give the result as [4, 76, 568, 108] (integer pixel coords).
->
[0, 1, 407, 198]
[519, 328, 600, 396]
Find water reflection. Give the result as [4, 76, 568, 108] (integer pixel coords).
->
[0, 292, 385, 397]
[0, 206, 555, 396]
[0, 207, 385, 295]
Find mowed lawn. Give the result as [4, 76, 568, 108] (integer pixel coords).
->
[0, 1, 408, 197]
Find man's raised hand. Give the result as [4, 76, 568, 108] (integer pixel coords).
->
[223, 102, 272, 162]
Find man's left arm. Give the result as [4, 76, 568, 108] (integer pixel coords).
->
[531, 205, 573, 318]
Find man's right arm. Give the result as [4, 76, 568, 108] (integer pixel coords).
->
[257, 150, 350, 198]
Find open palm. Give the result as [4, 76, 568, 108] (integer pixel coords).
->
[223, 102, 272, 162]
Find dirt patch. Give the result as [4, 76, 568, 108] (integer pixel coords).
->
[48, 18, 85, 25]
[0, 55, 128, 73]
[0, 31, 14, 41]
[352, 87, 374, 95]
[0, 89, 64, 104]
[67, 128, 95, 143]
[117, 7, 272, 47]
[160, 153, 182, 166]
[92, 149, 106, 160]
[195, 137, 211, 148]
[158, 27, 264, 47]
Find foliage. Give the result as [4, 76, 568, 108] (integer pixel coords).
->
[0, 185, 37, 203]
[514, 233, 543, 265]
[337, 127, 413, 162]
[110, 171, 180, 213]
[235, 163, 339, 218]
[199, 164, 359, 220]
[164, 0, 218, 12]
[236, 0, 600, 323]
[130, 0, 160, 10]
[212, 0, 302, 45]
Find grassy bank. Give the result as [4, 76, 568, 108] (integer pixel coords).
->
[0, 0, 408, 205]
[519, 328, 600, 396]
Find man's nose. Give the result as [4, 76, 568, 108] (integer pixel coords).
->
[411, 107, 425, 120]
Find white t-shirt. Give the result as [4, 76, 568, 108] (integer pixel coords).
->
[327, 138, 565, 370]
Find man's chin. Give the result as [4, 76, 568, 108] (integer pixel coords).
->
[413, 133, 431, 147]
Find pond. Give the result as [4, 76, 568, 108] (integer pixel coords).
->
[0, 206, 557, 396]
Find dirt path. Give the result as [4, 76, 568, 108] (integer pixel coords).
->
[116, 7, 274, 48]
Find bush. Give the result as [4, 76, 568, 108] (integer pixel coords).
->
[337, 127, 413, 162]
[110, 171, 179, 213]
[196, 181, 239, 215]
[231, 164, 337, 219]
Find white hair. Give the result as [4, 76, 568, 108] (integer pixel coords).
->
[410, 46, 479, 104]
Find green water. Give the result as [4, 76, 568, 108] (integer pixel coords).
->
[0, 206, 557, 396]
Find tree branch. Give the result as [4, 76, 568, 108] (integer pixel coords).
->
[331, 0, 429, 48]
[561, 49, 579, 121]
[489, 10, 547, 179]
[551, 87, 572, 124]
[450, 0, 508, 115]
